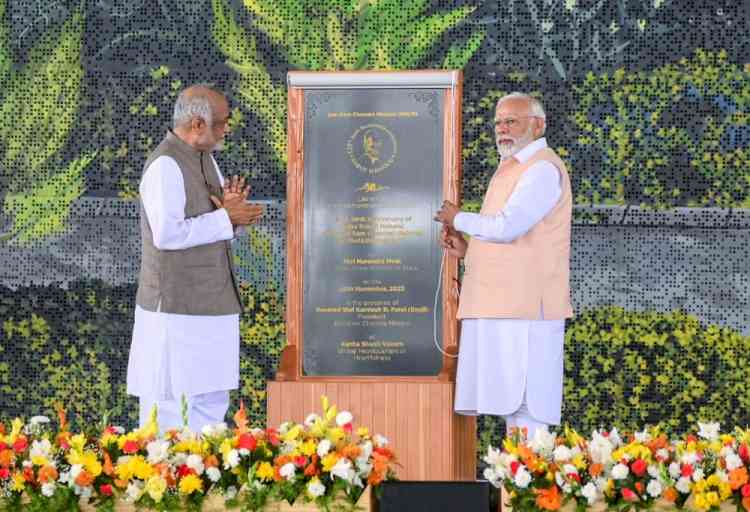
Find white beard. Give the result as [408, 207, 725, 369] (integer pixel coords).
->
[496, 125, 535, 159]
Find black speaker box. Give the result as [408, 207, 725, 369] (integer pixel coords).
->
[378, 480, 491, 511]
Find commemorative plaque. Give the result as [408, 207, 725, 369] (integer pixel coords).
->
[302, 89, 444, 375]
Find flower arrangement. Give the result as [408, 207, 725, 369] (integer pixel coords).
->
[0, 396, 396, 511]
[484, 422, 750, 511]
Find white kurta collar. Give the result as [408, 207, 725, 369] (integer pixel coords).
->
[510, 137, 548, 164]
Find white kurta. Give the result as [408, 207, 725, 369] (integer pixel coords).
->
[127, 155, 240, 401]
[453, 138, 566, 425]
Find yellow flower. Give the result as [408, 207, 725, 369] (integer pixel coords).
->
[70, 433, 87, 453]
[11, 473, 25, 492]
[327, 427, 345, 444]
[283, 425, 302, 442]
[357, 427, 369, 438]
[31, 455, 48, 466]
[117, 432, 139, 450]
[178, 474, 203, 495]
[300, 439, 317, 457]
[173, 439, 205, 455]
[115, 455, 154, 481]
[146, 475, 167, 502]
[256, 462, 274, 481]
[9, 419, 23, 442]
[321, 453, 340, 472]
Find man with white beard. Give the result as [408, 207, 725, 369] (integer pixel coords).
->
[127, 85, 264, 432]
[434, 92, 573, 438]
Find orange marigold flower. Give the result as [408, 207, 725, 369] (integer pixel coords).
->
[114, 479, 128, 489]
[342, 445, 361, 460]
[534, 485, 562, 511]
[22, 467, 34, 483]
[37, 465, 58, 484]
[662, 487, 678, 503]
[0, 449, 14, 467]
[729, 467, 749, 490]
[103, 451, 115, 477]
[75, 470, 94, 487]
[367, 470, 384, 486]
[743, 496, 750, 512]
[589, 463, 603, 477]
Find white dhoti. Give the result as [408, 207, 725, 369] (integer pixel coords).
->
[454, 317, 564, 430]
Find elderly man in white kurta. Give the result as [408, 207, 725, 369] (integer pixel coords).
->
[435, 92, 572, 438]
[127, 85, 263, 432]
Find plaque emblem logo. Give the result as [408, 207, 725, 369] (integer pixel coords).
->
[347, 124, 397, 175]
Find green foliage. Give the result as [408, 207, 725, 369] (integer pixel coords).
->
[2, 152, 94, 244]
[568, 49, 750, 208]
[0, 4, 90, 244]
[212, 0, 485, 172]
[563, 306, 750, 434]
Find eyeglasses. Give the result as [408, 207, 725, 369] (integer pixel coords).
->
[493, 116, 539, 129]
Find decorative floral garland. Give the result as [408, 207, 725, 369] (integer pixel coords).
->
[484, 423, 750, 511]
[0, 397, 397, 511]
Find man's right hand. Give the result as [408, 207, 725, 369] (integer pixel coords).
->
[440, 225, 467, 259]
[210, 195, 264, 226]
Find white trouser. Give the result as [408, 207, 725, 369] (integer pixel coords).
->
[139, 390, 230, 433]
[503, 392, 549, 440]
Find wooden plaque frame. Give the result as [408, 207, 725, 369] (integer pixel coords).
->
[268, 70, 474, 480]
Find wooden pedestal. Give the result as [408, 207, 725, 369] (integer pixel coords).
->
[267, 380, 476, 480]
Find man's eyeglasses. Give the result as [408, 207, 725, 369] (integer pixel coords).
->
[493, 116, 538, 129]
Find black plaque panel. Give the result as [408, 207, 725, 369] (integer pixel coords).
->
[303, 89, 444, 376]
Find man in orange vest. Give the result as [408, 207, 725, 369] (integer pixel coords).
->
[434, 92, 573, 438]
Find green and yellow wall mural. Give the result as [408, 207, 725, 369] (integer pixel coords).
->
[0, 0, 748, 471]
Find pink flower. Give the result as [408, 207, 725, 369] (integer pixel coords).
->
[621, 488, 638, 502]
[99, 484, 113, 496]
[631, 459, 647, 477]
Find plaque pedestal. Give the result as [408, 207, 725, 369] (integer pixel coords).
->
[267, 380, 476, 480]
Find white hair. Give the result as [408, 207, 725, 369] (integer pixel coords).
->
[497, 92, 547, 121]
[172, 84, 220, 128]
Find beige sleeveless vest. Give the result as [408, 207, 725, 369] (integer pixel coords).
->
[457, 146, 573, 320]
[135, 130, 242, 316]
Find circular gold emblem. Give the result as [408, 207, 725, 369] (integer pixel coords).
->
[347, 124, 397, 175]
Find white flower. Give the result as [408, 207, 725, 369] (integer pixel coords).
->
[608, 428, 623, 447]
[514, 467, 531, 488]
[553, 445, 572, 462]
[716, 470, 729, 483]
[206, 467, 221, 482]
[564, 0, 576, 11]
[726, 452, 743, 471]
[336, 411, 353, 427]
[656, 448, 669, 461]
[30, 416, 51, 426]
[41, 482, 56, 497]
[125, 482, 144, 502]
[483, 446, 502, 467]
[483, 467, 499, 486]
[530, 429, 556, 456]
[541, 19, 554, 33]
[581, 482, 598, 505]
[69, 464, 83, 480]
[280, 462, 296, 481]
[692, 468, 704, 482]
[357, 441, 373, 467]
[307, 479, 326, 498]
[634, 430, 651, 443]
[304, 414, 321, 427]
[676, 477, 691, 493]
[647, 479, 663, 498]
[589, 432, 614, 465]
[30, 439, 52, 459]
[374, 434, 389, 447]
[612, 463, 629, 480]
[146, 440, 170, 464]
[58, 471, 71, 484]
[224, 449, 240, 469]
[331, 458, 355, 483]
[201, 422, 227, 437]
[697, 422, 720, 441]
[317, 439, 332, 457]
[669, 462, 681, 479]
[186, 454, 205, 475]
[680, 452, 698, 465]
[647, 465, 660, 478]
[225, 486, 238, 500]
[563, 464, 578, 475]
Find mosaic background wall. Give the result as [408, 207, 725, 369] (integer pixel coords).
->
[0, 0, 749, 464]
